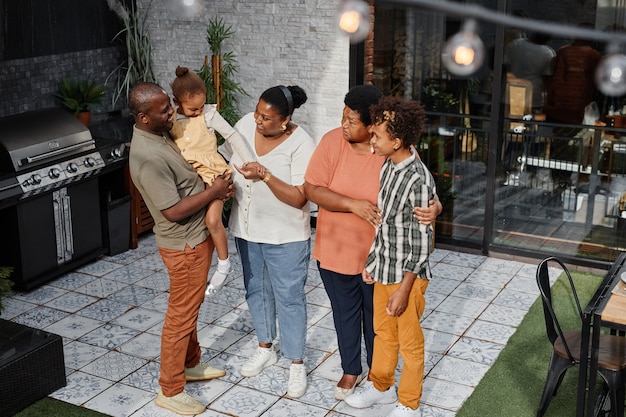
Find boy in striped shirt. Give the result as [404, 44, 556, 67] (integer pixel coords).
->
[344, 96, 435, 417]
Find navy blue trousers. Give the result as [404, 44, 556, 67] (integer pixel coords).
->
[318, 263, 374, 375]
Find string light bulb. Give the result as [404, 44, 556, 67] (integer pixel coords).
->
[337, 0, 371, 43]
[441, 19, 485, 76]
[595, 43, 626, 97]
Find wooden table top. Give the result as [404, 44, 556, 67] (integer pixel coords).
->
[601, 279, 626, 325]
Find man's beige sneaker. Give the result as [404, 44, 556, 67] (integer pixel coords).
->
[155, 389, 205, 415]
[184, 362, 226, 381]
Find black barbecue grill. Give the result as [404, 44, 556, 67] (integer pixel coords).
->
[0, 108, 130, 290]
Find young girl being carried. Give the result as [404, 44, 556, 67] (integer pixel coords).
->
[170, 66, 255, 296]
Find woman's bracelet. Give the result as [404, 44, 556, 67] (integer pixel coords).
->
[262, 171, 272, 183]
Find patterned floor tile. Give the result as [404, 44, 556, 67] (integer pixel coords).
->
[441, 252, 487, 269]
[109, 285, 160, 307]
[464, 320, 517, 344]
[305, 286, 331, 308]
[315, 311, 335, 330]
[263, 397, 329, 416]
[492, 287, 537, 310]
[434, 296, 489, 318]
[306, 304, 332, 328]
[81, 350, 148, 382]
[210, 384, 279, 417]
[45, 314, 103, 340]
[212, 307, 255, 333]
[50, 370, 113, 406]
[12, 305, 69, 328]
[479, 303, 527, 327]
[421, 311, 474, 336]
[74, 277, 129, 298]
[426, 277, 461, 297]
[0, 297, 36, 320]
[237, 364, 288, 396]
[465, 268, 513, 289]
[119, 332, 162, 359]
[506, 274, 540, 295]
[428, 355, 490, 386]
[422, 377, 474, 412]
[11, 285, 67, 305]
[476, 257, 525, 274]
[79, 323, 140, 349]
[102, 264, 156, 284]
[63, 341, 110, 370]
[75, 260, 122, 277]
[130, 253, 166, 272]
[447, 337, 504, 365]
[49, 271, 97, 291]
[423, 329, 458, 355]
[44, 292, 99, 313]
[197, 324, 247, 352]
[449, 282, 499, 303]
[78, 299, 132, 321]
[102, 249, 147, 266]
[140, 292, 170, 313]
[120, 361, 160, 391]
[83, 383, 153, 417]
[113, 307, 163, 332]
[305, 325, 338, 353]
[134, 271, 170, 292]
[430, 263, 474, 281]
[424, 291, 447, 311]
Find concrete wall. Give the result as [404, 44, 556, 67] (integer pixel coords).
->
[139, 0, 351, 142]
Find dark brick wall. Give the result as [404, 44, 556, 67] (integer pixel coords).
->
[0, 47, 123, 118]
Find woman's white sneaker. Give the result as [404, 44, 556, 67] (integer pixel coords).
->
[240, 346, 277, 377]
[287, 363, 307, 398]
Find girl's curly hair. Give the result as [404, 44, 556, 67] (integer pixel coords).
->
[370, 96, 425, 148]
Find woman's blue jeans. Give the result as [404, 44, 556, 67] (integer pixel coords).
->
[235, 237, 310, 361]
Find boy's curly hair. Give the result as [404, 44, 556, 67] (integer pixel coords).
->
[370, 96, 425, 148]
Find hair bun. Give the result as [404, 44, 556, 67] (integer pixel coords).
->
[175, 66, 189, 77]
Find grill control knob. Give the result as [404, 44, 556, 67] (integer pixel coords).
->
[67, 162, 78, 173]
[30, 173, 42, 184]
[49, 168, 61, 179]
[84, 157, 96, 167]
[109, 148, 122, 158]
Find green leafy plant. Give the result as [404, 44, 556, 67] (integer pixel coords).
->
[55, 79, 107, 115]
[0, 266, 14, 314]
[106, 0, 156, 106]
[205, 17, 234, 56]
[198, 16, 248, 139]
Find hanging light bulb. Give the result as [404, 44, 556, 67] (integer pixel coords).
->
[183, 0, 194, 5]
[595, 43, 626, 97]
[337, 0, 371, 43]
[442, 19, 485, 77]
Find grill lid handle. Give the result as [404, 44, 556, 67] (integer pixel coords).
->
[22, 140, 95, 166]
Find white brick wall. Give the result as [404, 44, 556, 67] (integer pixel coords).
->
[139, 0, 351, 142]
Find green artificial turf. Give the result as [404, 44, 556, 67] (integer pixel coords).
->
[14, 397, 110, 417]
[456, 270, 604, 417]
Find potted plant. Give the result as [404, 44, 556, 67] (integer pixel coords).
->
[55, 78, 107, 126]
[0, 266, 14, 316]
